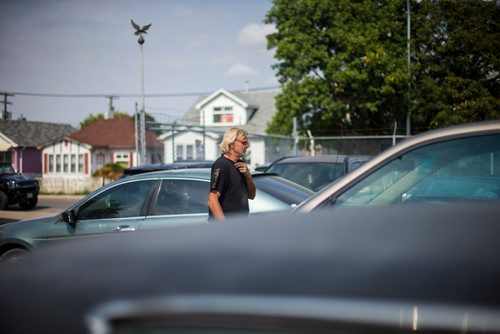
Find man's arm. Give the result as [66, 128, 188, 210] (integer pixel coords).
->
[244, 172, 256, 199]
[208, 191, 225, 220]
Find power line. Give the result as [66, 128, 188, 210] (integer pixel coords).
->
[2, 86, 281, 99]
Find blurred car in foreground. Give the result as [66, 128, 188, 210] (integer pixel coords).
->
[121, 160, 214, 177]
[295, 121, 500, 213]
[264, 154, 371, 191]
[0, 169, 312, 262]
[1, 203, 499, 334]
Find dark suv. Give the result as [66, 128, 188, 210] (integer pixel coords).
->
[0, 162, 39, 210]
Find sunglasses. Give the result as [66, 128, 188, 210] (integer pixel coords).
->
[235, 139, 249, 145]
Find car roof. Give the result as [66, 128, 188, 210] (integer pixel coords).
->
[1, 203, 499, 333]
[270, 154, 349, 164]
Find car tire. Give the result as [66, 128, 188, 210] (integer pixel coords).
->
[0, 191, 7, 210]
[19, 196, 38, 210]
[1, 248, 30, 264]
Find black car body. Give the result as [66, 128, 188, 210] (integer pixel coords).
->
[1, 203, 499, 334]
[0, 162, 39, 210]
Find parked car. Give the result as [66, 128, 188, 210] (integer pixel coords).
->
[295, 121, 500, 213]
[0, 162, 39, 210]
[0, 169, 312, 262]
[121, 160, 214, 177]
[1, 203, 499, 334]
[264, 154, 371, 191]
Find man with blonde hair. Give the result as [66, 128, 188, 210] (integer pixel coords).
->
[208, 127, 256, 221]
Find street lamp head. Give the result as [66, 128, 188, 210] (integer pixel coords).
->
[138, 36, 145, 45]
[131, 19, 152, 36]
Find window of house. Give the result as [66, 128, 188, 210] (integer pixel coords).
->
[195, 140, 203, 161]
[71, 154, 76, 173]
[186, 145, 194, 160]
[114, 153, 130, 168]
[213, 106, 233, 124]
[176, 145, 184, 161]
[56, 155, 61, 173]
[48, 155, 54, 173]
[63, 154, 69, 173]
[0, 152, 11, 163]
[78, 154, 84, 173]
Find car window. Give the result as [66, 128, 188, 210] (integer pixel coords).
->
[253, 175, 313, 205]
[153, 179, 208, 215]
[331, 134, 500, 208]
[77, 180, 155, 220]
[268, 162, 345, 191]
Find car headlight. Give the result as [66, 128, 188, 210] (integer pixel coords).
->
[7, 180, 17, 190]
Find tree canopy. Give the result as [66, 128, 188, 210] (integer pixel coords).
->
[80, 111, 156, 128]
[265, 0, 499, 136]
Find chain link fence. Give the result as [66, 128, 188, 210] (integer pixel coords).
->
[262, 135, 409, 163]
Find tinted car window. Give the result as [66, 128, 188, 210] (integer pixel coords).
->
[253, 175, 313, 206]
[153, 179, 208, 215]
[78, 180, 155, 220]
[267, 162, 344, 191]
[332, 134, 500, 208]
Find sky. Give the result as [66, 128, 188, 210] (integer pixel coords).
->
[0, 0, 278, 128]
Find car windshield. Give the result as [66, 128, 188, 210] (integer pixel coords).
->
[0, 164, 15, 174]
[267, 162, 345, 191]
[330, 134, 500, 208]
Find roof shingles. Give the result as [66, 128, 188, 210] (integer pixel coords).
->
[69, 118, 162, 148]
[0, 120, 75, 147]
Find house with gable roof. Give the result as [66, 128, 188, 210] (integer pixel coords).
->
[39, 118, 163, 193]
[0, 120, 75, 176]
[160, 88, 289, 169]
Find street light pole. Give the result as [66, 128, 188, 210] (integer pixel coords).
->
[131, 19, 152, 165]
[139, 41, 146, 165]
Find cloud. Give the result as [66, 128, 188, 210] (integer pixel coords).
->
[225, 63, 258, 76]
[237, 23, 276, 46]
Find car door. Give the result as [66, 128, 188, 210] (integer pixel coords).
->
[46, 180, 156, 245]
[142, 178, 209, 229]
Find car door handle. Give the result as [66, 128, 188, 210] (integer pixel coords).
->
[114, 225, 136, 232]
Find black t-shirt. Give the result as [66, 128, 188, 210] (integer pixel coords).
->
[209, 155, 249, 219]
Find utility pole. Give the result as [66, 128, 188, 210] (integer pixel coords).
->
[1, 92, 14, 121]
[105, 95, 119, 119]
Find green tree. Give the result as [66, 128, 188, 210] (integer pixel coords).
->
[80, 112, 132, 128]
[93, 162, 125, 185]
[80, 112, 156, 128]
[265, 0, 409, 136]
[411, 0, 500, 130]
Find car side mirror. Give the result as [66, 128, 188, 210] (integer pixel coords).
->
[61, 209, 77, 225]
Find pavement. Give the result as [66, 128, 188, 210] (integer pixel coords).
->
[0, 194, 84, 224]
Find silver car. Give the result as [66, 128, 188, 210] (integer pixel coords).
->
[295, 121, 500, 212]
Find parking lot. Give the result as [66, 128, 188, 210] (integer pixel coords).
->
[0, 195, 84, 224]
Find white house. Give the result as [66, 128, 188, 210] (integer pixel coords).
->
[39, 118, 163, 193]
[160, 88, 287, 169]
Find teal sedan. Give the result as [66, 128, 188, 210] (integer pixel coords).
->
[0, 169, 313, 262]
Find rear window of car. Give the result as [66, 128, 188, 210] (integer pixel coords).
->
[253, 175, 314, 205]
[267, 162, 345, 191]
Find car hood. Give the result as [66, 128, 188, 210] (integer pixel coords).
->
[0, 215, 59, 245]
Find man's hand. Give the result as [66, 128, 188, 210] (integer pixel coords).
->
[234, 162, 249, 175]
